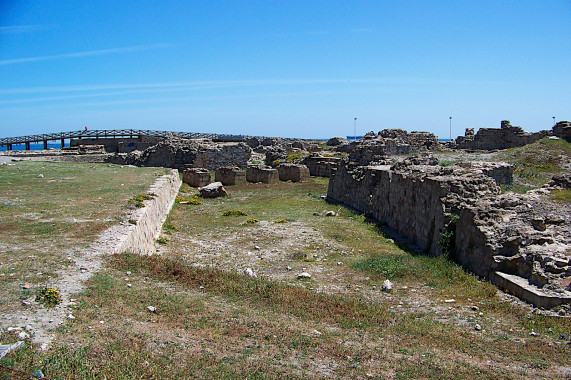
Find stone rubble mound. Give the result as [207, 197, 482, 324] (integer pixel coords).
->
[108, 135, 252, 170]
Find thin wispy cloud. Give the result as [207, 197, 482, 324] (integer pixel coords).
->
[0, 77, 499, 96]
[0, 25, 48, 34]
[0, 43, 171, 66]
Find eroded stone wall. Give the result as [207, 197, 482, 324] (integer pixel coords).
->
[277, 163, 310, 182]
[327, 156, 571, 307]
[455, 120, 551, 150]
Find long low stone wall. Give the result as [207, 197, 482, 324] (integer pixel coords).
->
[116, 169, 182, 255]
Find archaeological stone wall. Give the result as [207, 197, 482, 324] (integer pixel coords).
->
[302, 154, 341, 177]
[215, 167, 246, 185]
[246, 165, 279, 184]
[327, 157, 571, 307]
[182, 167, 211, 187]
[107, 137, 252, 170]
[277, 163, 310, 182]
[116, 169, 181, 256]
[327, 160, 500, 255]
[455, 120, 551, 150]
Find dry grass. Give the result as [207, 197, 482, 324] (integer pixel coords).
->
[1, 169, 570, 379]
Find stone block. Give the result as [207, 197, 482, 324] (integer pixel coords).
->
[215, 166, 246, 185]
[246, 165, 279, 184]
[277, 163, 310, 182]
[182, 167, 211, 187]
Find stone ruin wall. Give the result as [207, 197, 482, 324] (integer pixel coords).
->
[116, 169, 181, 256]
[277, 163, 310, 182]
[107, 137, 252, 171]
[302, 155, 341, 178]
[327, 157, 571, 307]
[455, 120, 551, 150]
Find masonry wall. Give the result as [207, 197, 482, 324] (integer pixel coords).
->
[116, 169, 181, 255]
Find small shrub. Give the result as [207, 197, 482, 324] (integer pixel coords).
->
[156, 237, 169, 245]
[163, 222, 178, 234]
[273, 219, 288, 223]
[128, 219, 137, 225]
[176, 195, 203, 205]
[36, 287, 61, 307]
[271, 159, 281, 167]
[243, 218, 259, 225]
[285, 152, 305, 163]
[222, 209, 248, 217]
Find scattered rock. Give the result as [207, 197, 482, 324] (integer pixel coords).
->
[147, 306, 156, 313]
[530, 330, 538, 337]
[37, 174, 44, 178]
[337, 262, 343, 266]
[243, 268, 257, 278]
[126, 283, 132, 288]
[198, 182, 228, 198]
[475, 324, 482, 331]
[311, 329, 322, 337]
[126, 271, 131, 276]
[444, 299, 456, 303]
[381, 279, 393, 292]
[297, 272, 312, 279]
[313, 212, 320, 216]
[471, 306, 479, 311]
[17, 332, 29, 340]
[325, 211, 336, 217]
[67, 314, 75, 320]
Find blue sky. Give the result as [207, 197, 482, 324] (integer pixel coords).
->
[0, 1, 569, 139]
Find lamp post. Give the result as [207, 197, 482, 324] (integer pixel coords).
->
[354, 117, 357, 141]
[553, 116, 556, 127]
[449, 116, 452, 141]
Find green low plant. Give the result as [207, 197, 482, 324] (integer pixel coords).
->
[163, 222, 178, 234]
[36, 287, 61, 307]
[273, 219, 288, 223]
[128, 193, 154, 208]
[176, 195, 203, 205]
[243, 218, 259, 225]
[156, 237, 169, 245]
[222, 209, 248, 217]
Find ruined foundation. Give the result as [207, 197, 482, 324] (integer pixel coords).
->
[246, 165, 279, 184]
[182, 167, 211, 187]
[215, 166, 246, 185]
[277, 163, 310, 182]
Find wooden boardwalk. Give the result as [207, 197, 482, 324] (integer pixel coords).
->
[0, 129, 279, 150]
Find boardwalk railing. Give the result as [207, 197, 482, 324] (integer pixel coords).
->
[0, 129, 292, 149]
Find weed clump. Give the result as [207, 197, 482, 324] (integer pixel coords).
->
[156, 237, 169, 245]
[36, 287, 61, 307]
[273, 219, 288, 223]
[163, 222, 178, 234]
[128, 193, 155, 208]
[243, 218, 259, 225]
[222, 209, 248, 217]
[176, 195, 203, 205]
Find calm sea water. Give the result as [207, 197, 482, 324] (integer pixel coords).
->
[0, 142, 68, 152]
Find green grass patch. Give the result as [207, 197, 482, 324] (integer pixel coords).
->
[550, 189, 571, 203]
[222, 209, 248, 216]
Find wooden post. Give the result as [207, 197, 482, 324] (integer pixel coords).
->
[7, 144, 12, 151]
[43, 140, 48, 150]
[61, 138, 65, 149]
[25, 142, 30, 150]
